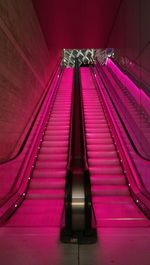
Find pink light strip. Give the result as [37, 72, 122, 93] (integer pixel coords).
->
[94, 69, 150, 211]
[107, 58, 150, 116]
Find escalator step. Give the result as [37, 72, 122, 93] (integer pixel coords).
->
[15, 199, 63, 213]
[35, 160, 66, 169]
[84, 113, 105, 117]
[88, 144, 115, 151]
[50, 114, 70, 118]
[27, 188, 64, 199]
[86, 123, 109, 129]
[41, 141, 68, 147]
[43, 135, 68, 141]
[45, 130, 68, 136]
[88, 150, 118, 158]
[87, 138, 113, 145]
[91, 174, 126, 185]
[89, 158, 120, 166]
[86, 132, 111, 138]
[40, 147, 67, 154]
[90, 165, 123, 175]
[5, 204, 63, 226]
[33, 169, 66, 178]
[92, 184, 129, 196]
[30, 177, 65, 189]
[86, 120, 108, 124]
[48, 121, 70, 126]
[39, 154, 67, 161]
[46, 125, 69, 130]
[92, 195, 132, 204]
[86, 128, 110, 133]
[94, 204, 149, 227]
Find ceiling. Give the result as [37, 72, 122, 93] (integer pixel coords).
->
[32, 0, 121, 49]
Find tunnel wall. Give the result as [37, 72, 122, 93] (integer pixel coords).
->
[108, 0, 150, 72]
[0, 0, 61, 162]
[32, 0, 121, 48]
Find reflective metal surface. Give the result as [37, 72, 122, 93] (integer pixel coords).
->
[72, 172, 85, 230]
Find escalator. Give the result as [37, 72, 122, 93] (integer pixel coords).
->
[4, 68, 73, 227]
[1, 65, 150, 230]
[81, 67, 150, 227]
[99, 62, 150, 158]
[0, 62, 150, 265]
[105, 63, 150, 131]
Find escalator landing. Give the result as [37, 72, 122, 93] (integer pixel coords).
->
[0, 226, 150, 265]
[0, 227, 78, 265]
[79, 227, 150, 265]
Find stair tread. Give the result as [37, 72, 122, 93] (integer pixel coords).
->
[93, 202, 147, 219]
[30, 177, 65, 189]
[92, 184, 129, 196]
[91, 174, 126, 185]
[92, 195, 132, 204]
[27, 188, 64, 199]
[89, 158, 120, 166]
[40, 147, 67, 154]
[88, 151, 118, 158]
[33, 169, 66, 178]
[5, 206, 63, 226]
[41, 141, 68, 147]
[38, 154, 67, 161]
[87, 138, 113, 144]
[90, 165, 123, 175]
[88, 145, 115, 151]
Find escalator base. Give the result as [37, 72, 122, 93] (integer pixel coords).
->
[60, 227, 97, 244]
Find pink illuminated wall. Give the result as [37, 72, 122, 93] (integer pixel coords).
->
[0, 0, 61, 162]
[107, 59, 150, 117]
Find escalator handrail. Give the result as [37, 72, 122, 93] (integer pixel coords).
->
[96, 61, 150, 162]
[0, 66, 64, 222]
[0, 58, 62, 164]
[107, 61, 150, 127]
[90, 66, 150, 214]
[95, 65, 150, 186]
[112, 58, 150, 98]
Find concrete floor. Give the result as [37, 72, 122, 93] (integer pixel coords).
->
[0, 227, 78, 265]
[80, 228, 150, 265]
[0, 227, 150, 265]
